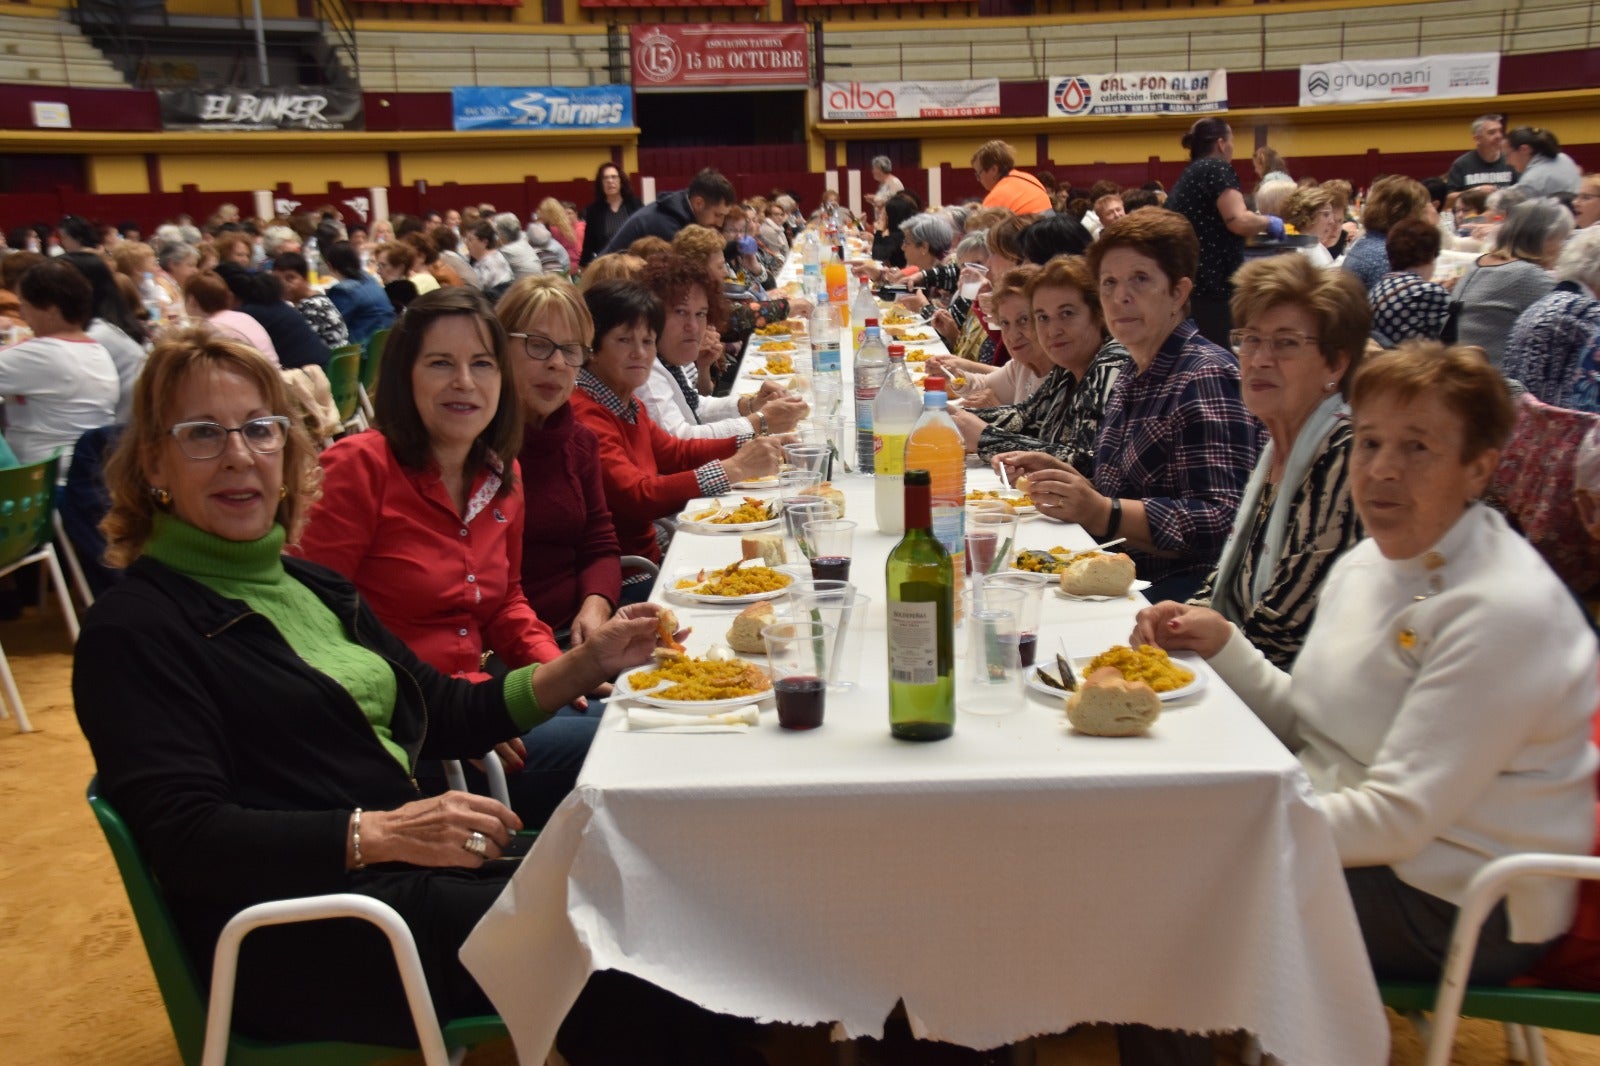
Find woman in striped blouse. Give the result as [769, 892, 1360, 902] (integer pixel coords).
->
[1183, 253, 1370, 667]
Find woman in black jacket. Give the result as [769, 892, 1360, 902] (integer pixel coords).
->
[73, 330, 671, 1047]
[578, 162, 641, 269]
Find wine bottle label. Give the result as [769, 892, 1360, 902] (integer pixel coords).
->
[888, 602, 939, 685]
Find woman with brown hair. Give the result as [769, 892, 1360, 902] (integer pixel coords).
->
[183, 269, 280, 366]
[1340, 174, 1434, 290]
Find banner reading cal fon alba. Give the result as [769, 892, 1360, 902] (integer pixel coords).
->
[821, 79, 999, 121]
[1299, 52, 1498, 107]
[1047, 70, 1227, 117]
[452, 86, 633, 132]
[630, 24, 809, 90]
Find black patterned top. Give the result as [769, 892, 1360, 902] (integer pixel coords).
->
[974, 339, 1130, 474]
[296, 293, 350, 349]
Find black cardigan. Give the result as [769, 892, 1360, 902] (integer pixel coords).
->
[579, 197, 640, 267]
[73, 554, 524, 956]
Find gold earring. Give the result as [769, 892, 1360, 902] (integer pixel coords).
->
[148, 486, 172, 507]
[278, 485, 288, 501]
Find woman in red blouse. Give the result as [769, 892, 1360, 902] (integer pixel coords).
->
[572, 280, 784, 600]
[296, 287, 594, 825]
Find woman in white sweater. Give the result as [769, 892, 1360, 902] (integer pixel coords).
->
[1135, 342, 1598, 984]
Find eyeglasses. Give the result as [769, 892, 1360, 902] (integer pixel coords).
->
[1230, 330, 1321, 357]
[169, 416, 290, 460]
[1576, 192, 1600, 202]
[509, 332, 588, 367]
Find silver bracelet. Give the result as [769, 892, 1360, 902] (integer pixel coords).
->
[352, 807, 366, 869]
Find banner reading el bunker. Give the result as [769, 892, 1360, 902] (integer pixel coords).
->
[822, 80, 1000, 120]
[631, 24, 808, 90]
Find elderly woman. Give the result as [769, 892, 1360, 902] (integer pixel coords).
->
[1167, 254, 1369, 668]
[870, 155, 905, 208]
[376, 241, 439, 297]
[1167, 117, 1284, 344]
[579, 163, 641, 269]
[1572, 173, 1600, 231]
[984, 256, 1130, 470]
[883, 212, 959, 312]
[1001, 210, 1261, 602]
[571, 280, 784, 580]
[464, 222, 514, 295]
[0, 259, 119, 465]
[1369, 218, 1451, 346]
[183, 270, 279, 365]
[1282, 185, 1343, 268]
[215, 263, 332, 370]
[671, 224, 805, 349]
[1454, 198, 1571, 366]
[156, 239, 201, 301]
[871, 193, 919, 270]
[1508, 126, 1584, 198]
[638, 253, 808, 441]
[271, 250, 350, 349]
[494, 276, 621, 642]
[73, 330, 673, 1047]
[1502, 225, 1600, 404]
[1134, 342, 1598, 989]
[323, 239, 396, 345]
[938, 263, 1049, 413]
[1341, 175, 1434, 290]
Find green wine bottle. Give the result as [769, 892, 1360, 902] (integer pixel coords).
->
[886, 469, 955, 740]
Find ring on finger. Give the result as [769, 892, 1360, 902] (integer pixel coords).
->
[463, 831, 488, 857]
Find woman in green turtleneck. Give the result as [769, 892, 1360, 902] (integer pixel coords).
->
[72, 331, 672, 1047]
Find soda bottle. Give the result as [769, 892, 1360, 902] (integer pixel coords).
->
[873, 343, 922, 535]
[823, 245, 849, 326]
[904, 376, 966, 606]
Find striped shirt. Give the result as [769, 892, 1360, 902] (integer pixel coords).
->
[975, 339, 1130, 474]
[1502, 284, 1600, 405]
[1190, 420, 1362, 670]
[1093, 321, 1261, 586]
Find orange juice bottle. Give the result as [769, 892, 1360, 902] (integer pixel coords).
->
[903, 375, 965, 614]
[823, 245, 849, 326]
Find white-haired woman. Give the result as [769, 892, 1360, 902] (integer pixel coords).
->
[1453, 198, 1572, 366]
[1504, 226, 1600, 405]
[870, 155, 904, 208]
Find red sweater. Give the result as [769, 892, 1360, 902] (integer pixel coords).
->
[570, 389, 736, 562]
[517, 404, 622, 633]
[293, 430, 559, 679]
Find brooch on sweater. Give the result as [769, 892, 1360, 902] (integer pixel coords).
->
[1398, 551, 1447, 650]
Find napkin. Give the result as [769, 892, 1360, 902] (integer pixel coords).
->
[619, 705, 761, 733]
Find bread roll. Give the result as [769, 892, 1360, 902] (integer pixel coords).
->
[726, 601, 777, 654]
[815, 482, 846, 518]
[1065, 667, 1161, 737]
[741, 533, 787, 567]
[1059, 552, 1136, 597]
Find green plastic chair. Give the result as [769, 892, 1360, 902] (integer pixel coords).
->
[86, 779, 509, 1066]
[359, 328, 390, 422]
[325, 345, 365, 433]
[1378, 853, 1600, 1066]
[0, 456, 76, 732]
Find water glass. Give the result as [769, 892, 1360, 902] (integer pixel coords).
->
[957, 586, 1025, 717]
[784, 587, 871, 690]
[802, 518, 856, 582]
[778, 469, 822, 504]
[979, 572, 1048, 669]
[761, 621, 834, 730]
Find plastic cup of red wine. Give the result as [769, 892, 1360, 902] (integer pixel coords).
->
[761, 621, 835, 730]
[963, 509, 1018, 578]
[979, 573, 1048, 669]
[957, 586, 1026, 717]
[783, 586, 871, 690]
[803, 518, 855, 582]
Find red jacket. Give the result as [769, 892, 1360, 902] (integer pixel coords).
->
[570, 389, 736, 562]
[294, 430, 559, 679]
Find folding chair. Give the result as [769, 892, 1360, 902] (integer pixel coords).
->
[87, 778, 509, 1066]
[1379, 853, 1600, 1066]
[0, 456, 77, 732]
[325, 345, 366, 435]
[358, 327, 390, 423]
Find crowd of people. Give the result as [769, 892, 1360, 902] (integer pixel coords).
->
[0, 119, 1594, 1063]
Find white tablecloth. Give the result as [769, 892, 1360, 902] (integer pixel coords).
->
[463, 460, 1388, 1063]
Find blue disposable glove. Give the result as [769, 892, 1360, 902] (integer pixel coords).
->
[736, 235, 759, 256]
[1265, 215, 1286, 240]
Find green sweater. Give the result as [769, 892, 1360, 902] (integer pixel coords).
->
[144, 515, 542, 769]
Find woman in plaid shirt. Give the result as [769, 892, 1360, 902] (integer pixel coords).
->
[1001, 211, 1260, 602]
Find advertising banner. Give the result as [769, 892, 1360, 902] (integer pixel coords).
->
[158, 86, 363, 131]
[452, 86, 633, 131]
[1299, 52, 1498, 106]
[630, 24, 809, 90]
[1046, 70, 1227, 117]
[821, 79, 1000, 120]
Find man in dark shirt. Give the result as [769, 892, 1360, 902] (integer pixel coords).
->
[1446, 114, 1518, 193]
[601, 169, 737, 255]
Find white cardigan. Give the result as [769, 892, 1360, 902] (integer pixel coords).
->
[1210, 503, 1598, 943]
[636, 360, 748, 440]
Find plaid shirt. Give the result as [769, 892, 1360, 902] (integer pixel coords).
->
[1093, 320, 1261, 585]
[576, 369, 731, 498]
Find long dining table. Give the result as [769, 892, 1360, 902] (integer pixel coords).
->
[461, 253, 1390, 1064]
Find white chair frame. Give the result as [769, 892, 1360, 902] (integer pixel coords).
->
[0, 539, 79, 733]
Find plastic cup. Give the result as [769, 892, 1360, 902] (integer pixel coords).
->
[803, 518, 855, 582]
[957, 586, 1026, 717]
[979, 572, 1048, 669]
[964, 510, 1019, 579]
[784, 442, 829, 475]
[784, 587, 870, 690]
[785, 499, 840, 560]
[761, 621, 834, 730]
[779, 469, 822, 503]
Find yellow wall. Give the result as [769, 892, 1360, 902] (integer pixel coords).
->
[401, 146, 611, 185]
[921, 137, 1040, 170]
[160, 152, 390, 191]
[88, 155, 150, 196]
[1048, 126, 1192, 166]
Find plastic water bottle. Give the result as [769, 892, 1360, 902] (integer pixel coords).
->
[854, 318, 889, 474]
[139, 271, 164, 325]
[904, 376, 966, 606]
[850, 277, 878, 350]
[873, 343, 922, 535]
[809, 301, 843, 421]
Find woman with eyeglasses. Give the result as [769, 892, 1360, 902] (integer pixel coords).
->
[295, 288, 604, 826]
[494, 275, 622, 645]
[74, 329, 675, 1048]
[1140, 254, 1369, 669]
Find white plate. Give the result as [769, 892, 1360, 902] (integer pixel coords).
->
[676, 500, 783, 533]
[667, 566, 795, 604]
[613, 668, 773, 713]
[1054, 579, 1152, 603]
[752, 332, 792, 343]
[730, 476, 782, 490]
[1026, 650, 1206, 702]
